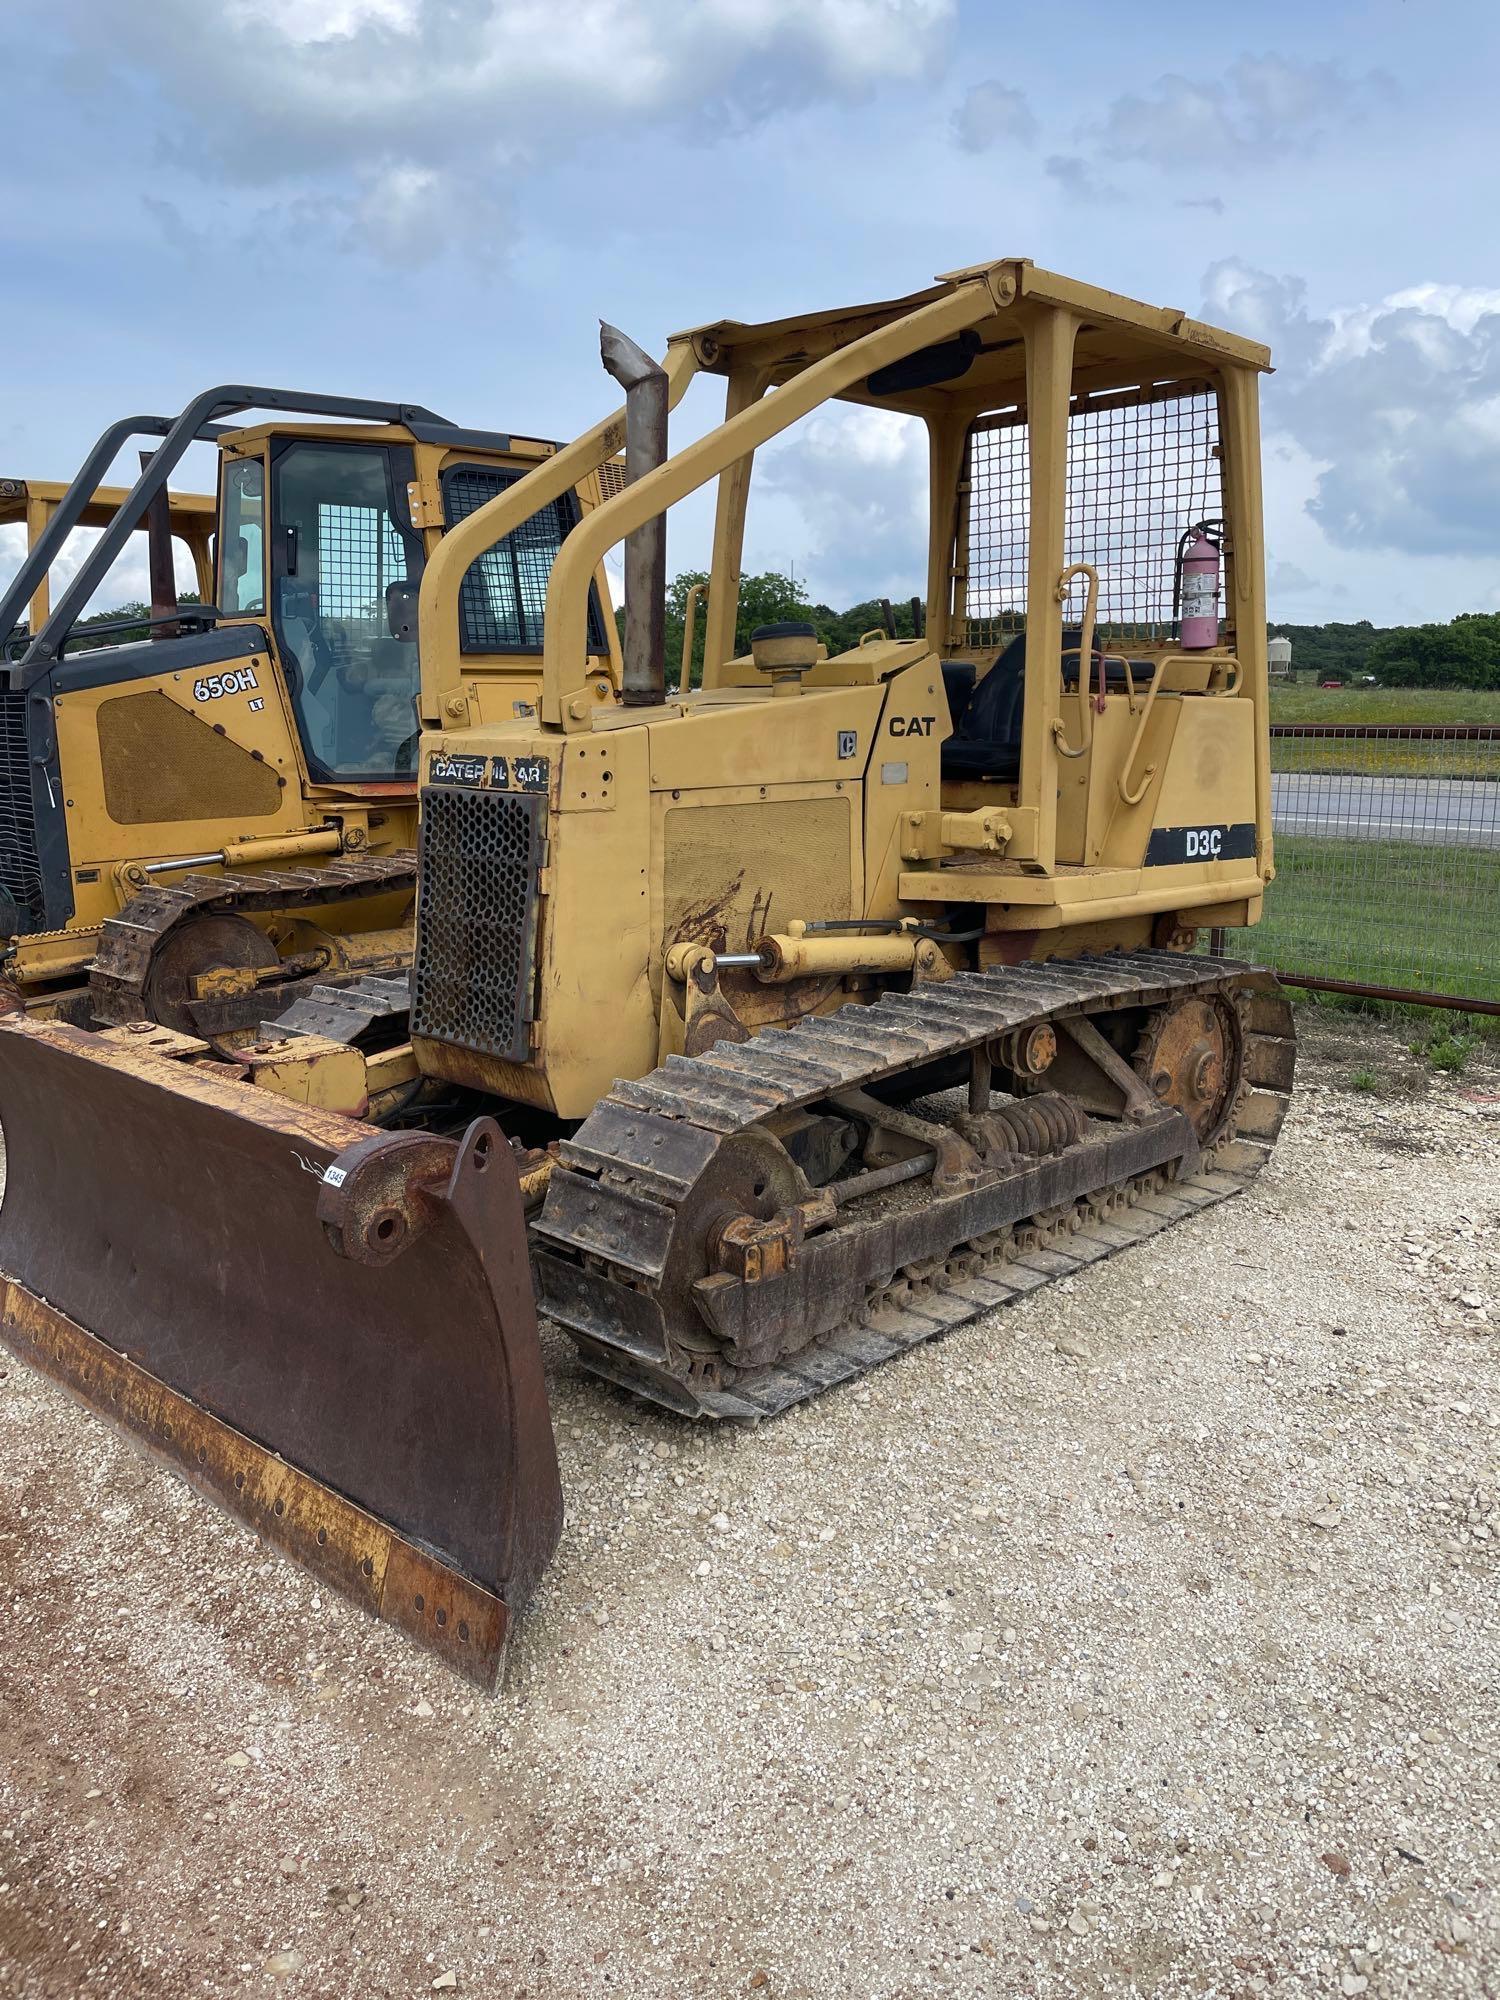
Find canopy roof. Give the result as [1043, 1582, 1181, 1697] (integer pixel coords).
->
[670, 258, 1271, 420]
[0, 479, 215, 530]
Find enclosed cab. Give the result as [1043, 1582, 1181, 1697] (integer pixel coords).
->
[0, 389, 621, 1022]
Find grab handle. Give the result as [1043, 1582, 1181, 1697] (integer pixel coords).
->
[1050, 563, 1099, 760]
[1118, 650, 1243, 805]
[680, 579, 707, 688]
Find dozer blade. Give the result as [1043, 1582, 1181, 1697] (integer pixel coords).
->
[0, 1017, 561, 1687]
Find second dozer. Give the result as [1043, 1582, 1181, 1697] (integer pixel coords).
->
[1, 389, 621, 1036]
[0, 259, 1296, 1685]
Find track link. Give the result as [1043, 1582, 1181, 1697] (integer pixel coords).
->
[533, 951, 1295, 1420]
[264, 971, 411, 1048]
[88, 851, 416, 1025]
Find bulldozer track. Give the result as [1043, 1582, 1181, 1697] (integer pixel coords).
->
[533, 952, 1295, 1420]
[264, 971, 412, 1047]
[88, 850, 417, 1025]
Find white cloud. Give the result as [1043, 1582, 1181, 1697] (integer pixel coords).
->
[1043, 153, 1121, 204]
[344, 162, 510, 266]
[753, 404, 928, 604]
[74, 0, 954, 265]
[228, 0, 420, 39]
[951, 80, 1037, 153]
[1098, 54, 1387, 170]
[1039, 52, 1390, 207]
[1203, 259, 1500, 560]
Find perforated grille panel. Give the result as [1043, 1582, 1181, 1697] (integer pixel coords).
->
[98, 691, 283, 825]
[963, 383, 1223, 649]
[411, 786, 546, 1062]
[596, 458, 627, 501]
[0, 691, 42, 929]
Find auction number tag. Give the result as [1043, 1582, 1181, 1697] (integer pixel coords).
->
[193, 665, 260, 703]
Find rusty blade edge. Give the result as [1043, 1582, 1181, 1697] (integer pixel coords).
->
[0, 1275, 508, 1690]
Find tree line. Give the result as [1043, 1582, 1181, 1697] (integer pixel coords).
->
[50, 577, 1500, 690]
[1267, 615, 1500, 688]
[646, 576, 1500, 692]
[651, 571, 925, 691]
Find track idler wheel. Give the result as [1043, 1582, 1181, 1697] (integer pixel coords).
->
[658, 1129, 811, 1365]
[136, 913, 280, 1032]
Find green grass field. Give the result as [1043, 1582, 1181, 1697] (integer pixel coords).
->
[1267, 685, 1500, 777]
[1269, 683, 1500, 726]
[1238, 835, 1500, 1005]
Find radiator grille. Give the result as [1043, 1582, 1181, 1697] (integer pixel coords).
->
[411, 786, 546, 1062]
[0, 692, 43, 931]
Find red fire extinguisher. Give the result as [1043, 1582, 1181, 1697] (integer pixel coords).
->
[1176, 521, 1223, 650]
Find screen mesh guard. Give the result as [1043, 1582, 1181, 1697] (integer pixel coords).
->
[962, 380, 1223, 650]
[411, 786, 547, 1063]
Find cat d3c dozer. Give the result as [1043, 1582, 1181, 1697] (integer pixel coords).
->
[0, 261, 1295, 1685]
[1, 389, 623, 1044]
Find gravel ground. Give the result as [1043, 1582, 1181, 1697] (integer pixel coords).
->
[1, 1010, 1497, 2000]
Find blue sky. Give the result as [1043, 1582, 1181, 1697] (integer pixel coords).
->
[3, 0, 1498, 627]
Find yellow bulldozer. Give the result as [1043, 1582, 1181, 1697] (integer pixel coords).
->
[1, 390, 623, 1036]
[0, 261, 1295, 1686]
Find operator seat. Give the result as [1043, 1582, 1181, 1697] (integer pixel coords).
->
[939, 660, 976, 730]
[938, 630, 1040, 781]
[940, 629, 1161, 781]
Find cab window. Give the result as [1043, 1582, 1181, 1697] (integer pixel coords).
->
[442, 463, 609, 654]
[219, 458, 266, 616]
[270, 442, 423, 782]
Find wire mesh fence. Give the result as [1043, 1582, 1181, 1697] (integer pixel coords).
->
[1218, 724, 1500, 1010]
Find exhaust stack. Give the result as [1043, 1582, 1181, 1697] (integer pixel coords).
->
[599, 322, 667, 706]
[140, 450, 180, 641]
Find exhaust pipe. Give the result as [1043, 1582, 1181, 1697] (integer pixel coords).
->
[599, 322, 667, 706]
[140, 450, 180, 641]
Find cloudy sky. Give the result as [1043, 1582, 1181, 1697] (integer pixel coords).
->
[3, 0, 1497, 627]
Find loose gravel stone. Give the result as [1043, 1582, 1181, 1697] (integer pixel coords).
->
[0, 1012, 1496, 1997]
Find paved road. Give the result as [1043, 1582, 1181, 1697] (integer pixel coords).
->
[1272, 771, 1500, 848]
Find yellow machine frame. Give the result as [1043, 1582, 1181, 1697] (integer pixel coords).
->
[0, 476, 216, 630]
[3, 420, 622, 1017]
[0, 262, 1295, 1690]
[404, 259, 1273, 1118]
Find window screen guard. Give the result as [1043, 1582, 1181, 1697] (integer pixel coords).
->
[443, 464, 607, 656]
[316, 502, 411, 620]
[961, 380, 1223, 650]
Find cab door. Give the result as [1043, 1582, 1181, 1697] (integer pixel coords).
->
[268, 441, 425, 783]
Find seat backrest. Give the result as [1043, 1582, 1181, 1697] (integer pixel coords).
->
[956, 628, 1048, 748]
[940, 660, 976, 730]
